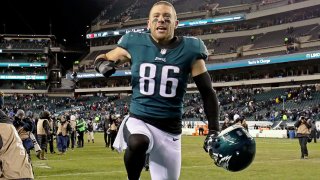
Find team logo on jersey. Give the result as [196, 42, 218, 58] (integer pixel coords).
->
[160, 49, 167, 55]
[155, 57, 166, 62]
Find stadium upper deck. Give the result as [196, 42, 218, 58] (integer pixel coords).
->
[0, 34, 65, 94]
[67, 0, 320, 94]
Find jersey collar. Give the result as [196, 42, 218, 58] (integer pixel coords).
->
[149, 35, 182, 50]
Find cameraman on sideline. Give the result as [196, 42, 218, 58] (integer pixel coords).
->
[294, 116, 311, 159]
[13, 109, 35, 162]
[0, 92, 34, 179]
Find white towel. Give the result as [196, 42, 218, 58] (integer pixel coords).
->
[113, 115, 129, 152]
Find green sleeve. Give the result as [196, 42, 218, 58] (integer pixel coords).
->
[117, 32, 131, 50]
[198, 39, 208, 61]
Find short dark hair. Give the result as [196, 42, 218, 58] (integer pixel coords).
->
[149, 1, 177, 19]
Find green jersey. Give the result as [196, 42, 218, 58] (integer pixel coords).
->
[118, 32, 208, 133]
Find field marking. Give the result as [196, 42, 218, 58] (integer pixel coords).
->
[33, 156, 122, 162]
[253, 158, 320, 163]
[33, 162, 51, 169]
[36, 158, 320, 178]
[36, 170, 126, 178]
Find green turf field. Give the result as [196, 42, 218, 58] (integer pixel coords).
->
[33, 133, 320, 180]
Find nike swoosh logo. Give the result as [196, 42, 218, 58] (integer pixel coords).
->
[173, 138, 179, 141]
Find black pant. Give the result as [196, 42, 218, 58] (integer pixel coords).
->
[70, 131, 76, 149]
[311, 130, 317, 143]
[22, 138, 33, 162]
[110, 130, 117, 150]
[198, 128, 204, 135]
[104, 131, 110, 147]
[298, 137, 308, 157]
[77, 131, 84, 147]
[37, 135, 48, 151]
[48, 134, 55, 153]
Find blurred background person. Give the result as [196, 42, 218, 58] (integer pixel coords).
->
[87, 118, 94, 143]
[221, 117, 232, 130]
[76, 117, 86, 148]
[13, 109, 35, 162]
[294, 116, 311, 159]
[36, 110, 51, 160]
[56, 116, 72, 155]
[48, 116, 56, 154]
[109, 115, 118, 151]
[310, 120, 317, 143]
[103, 114, 111, 148]
[69, 114, 77, 150]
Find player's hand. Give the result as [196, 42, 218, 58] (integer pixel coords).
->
[203, 130, 219, 155]
[94, 58, 118, 78]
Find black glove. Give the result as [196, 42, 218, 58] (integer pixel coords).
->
[203, 130, 219, 156]
[94, 58, 118, 78]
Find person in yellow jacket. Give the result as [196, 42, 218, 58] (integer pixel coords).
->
[76, 118, 86, 148]
[0, 92, 34, 179]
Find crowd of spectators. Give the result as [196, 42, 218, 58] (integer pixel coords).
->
[181, 85, 320, 125]
[86, 5, 320, 65]
[1, 85, 320, 134]
[89, 1, 320, 47]
[0, 81, 47, 90]
[0, 38, 49, 50]
[0, 54, 48, 63]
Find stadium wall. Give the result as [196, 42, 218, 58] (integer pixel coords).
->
[246, 0, 320, 19]
[182, 128, 288, 138]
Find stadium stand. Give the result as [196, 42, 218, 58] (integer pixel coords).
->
[0, 34, 65, 93]
[1, 1, 319, 133]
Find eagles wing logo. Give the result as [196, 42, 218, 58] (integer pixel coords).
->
[218, 155, 232, 169]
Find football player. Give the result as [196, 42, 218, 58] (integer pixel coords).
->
[95, 1, 220, 179]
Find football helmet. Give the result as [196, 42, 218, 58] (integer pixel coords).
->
[209, 125, 256, 172]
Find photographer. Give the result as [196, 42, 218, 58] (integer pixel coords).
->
[294, 116, 311, 159]
[56, 116, 72, 155]
[0, 92, 34, 179]
[234, 116, 249, 131]
[13, 109, 35, 162]
[36, 110, 51, 160]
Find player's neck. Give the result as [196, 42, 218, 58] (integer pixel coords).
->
[150, 35, 178, 48]
[151, 35, 175, 46]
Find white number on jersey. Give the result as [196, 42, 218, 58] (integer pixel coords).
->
[139, 63, 180, 97]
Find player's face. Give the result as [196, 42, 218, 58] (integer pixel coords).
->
[148, 4, 178, 43]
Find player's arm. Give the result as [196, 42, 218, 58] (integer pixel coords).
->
[94, 47, 131, 78]
[191, 59, 220, 152]
[191, 59, 219, 132]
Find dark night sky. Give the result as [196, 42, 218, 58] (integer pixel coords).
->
[0, 0, 108, 70]
[0, 0, 107, 45]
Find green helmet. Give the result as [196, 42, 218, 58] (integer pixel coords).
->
[210, 125, 256, 172]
